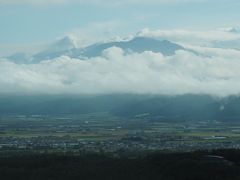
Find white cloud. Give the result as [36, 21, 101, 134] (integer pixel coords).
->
[1, 46, 240, 97]
[138, 28, 240, 47]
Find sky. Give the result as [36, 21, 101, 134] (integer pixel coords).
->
[1, 0, 240, 55]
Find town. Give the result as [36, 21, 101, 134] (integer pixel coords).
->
[1, 113, 240, 154]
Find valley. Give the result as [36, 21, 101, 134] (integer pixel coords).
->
[1, 113, 240, 154]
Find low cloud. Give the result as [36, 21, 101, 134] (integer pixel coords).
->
[1, 46, 240, 97]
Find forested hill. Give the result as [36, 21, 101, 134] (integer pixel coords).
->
[0, 94, 240, 122]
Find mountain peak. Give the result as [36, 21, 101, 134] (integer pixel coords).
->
[53, 35, 79, 50]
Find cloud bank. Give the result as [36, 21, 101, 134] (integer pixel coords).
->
[1, 46, 240, 97]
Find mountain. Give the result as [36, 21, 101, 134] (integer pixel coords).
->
[111, 95, 239, 121]
[228, 27, 240, 33]
[213, 27, 240, 49]
[0, 94, 240, 122]
[6, 52, 31, 64]
[6, 36, 184, 64]
[31, 35, 79, 63]
[213, 39, 240, 50]
[219, 27, 240, 33]
[80, 37, 184, 58]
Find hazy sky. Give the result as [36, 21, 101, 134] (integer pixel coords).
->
[0, 0, 240, 47]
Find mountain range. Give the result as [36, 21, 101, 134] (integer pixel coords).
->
[5, 36, 184, 64]
[0, 94, 240, 122]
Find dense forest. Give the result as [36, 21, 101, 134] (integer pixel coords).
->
[1, 149, 240, 180]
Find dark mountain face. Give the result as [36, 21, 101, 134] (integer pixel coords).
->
[111, 95, 224, 121]
[0, 94, 239, 122]
[81, 37, 184, 58]
[6, 53, 30, 64]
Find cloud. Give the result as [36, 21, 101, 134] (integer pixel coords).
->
[138, 28, 240, 47]
[67, 21, 129, 48]
[1, 46, 240, 97]
[0, 0, 207, 6]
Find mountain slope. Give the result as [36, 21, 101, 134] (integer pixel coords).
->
[81, 37, 184, 58]
[31, 36, 79, 63]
